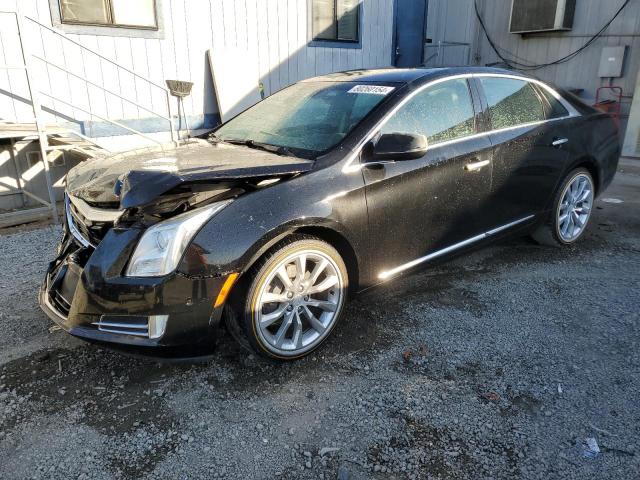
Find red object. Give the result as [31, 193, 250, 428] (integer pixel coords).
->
[594, 86, 623, 128]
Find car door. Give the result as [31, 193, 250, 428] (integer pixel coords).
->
[362, 77, 495, 278]
[476, 76, 571, 226]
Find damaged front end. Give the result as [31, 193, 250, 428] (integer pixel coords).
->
[40, 141, 313, 353]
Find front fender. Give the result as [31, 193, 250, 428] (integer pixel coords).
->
[566, 114, 619, 194]
[177, 163, 368, 280]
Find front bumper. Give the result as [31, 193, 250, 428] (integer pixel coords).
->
[39, 216, 230, 353]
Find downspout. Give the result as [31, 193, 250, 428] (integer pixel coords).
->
[472, 0, 485, 65]
[421, 0, 429, 66]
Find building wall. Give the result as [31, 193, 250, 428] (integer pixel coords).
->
[623, 68, 640, 156]
[0, 0, 394, 142]
[424, 0, 640, 149]
[0, 0, 394, 209]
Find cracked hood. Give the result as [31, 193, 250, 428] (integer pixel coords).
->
[66, 140, 314, 209]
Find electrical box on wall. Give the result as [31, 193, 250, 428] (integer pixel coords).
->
[510, 0, 576, 34]
[598, 46, 627, 78]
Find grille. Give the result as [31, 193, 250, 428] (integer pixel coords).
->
[93, 316, 150, 337]
[91, 315, 168, 339]
[66, 200, 112, 247]
[49, 289, 71, 317]
[65, 194, 121, 248]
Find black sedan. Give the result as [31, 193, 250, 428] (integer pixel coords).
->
[40, 67, 619, 360]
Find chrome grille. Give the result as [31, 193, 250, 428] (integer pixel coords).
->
[93, 316, 149, 337]
[65, 195, 93, 247]
[65, 194, 120, 247]
[91, 315, 168, 339]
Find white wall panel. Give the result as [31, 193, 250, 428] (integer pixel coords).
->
[1, 0, 394, 133]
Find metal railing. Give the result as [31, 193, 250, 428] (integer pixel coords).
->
[20, 13, 177, 144]
[0, 10, 178, 222]
[423, 41, 472, 67]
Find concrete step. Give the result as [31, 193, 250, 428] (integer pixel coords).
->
[0, 205, 54, 229]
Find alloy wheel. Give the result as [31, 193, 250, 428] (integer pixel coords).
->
[254, 250, 344, 356]
[557, 173, 594, 242]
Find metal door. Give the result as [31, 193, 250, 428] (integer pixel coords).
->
[393, 0, 428, 67]
[475, 77, 571, 225]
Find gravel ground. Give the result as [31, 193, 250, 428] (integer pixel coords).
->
[1, 160, 639, 479]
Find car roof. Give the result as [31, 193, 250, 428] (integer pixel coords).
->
[302, 66, 528, 86]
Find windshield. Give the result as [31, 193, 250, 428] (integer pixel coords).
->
[214, 81, 394, 158]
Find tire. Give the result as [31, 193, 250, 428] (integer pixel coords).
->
[532, 168, 595, 247]
[227, 234, 348, 361]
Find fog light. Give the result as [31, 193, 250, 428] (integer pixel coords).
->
[148, 315, 169, 339]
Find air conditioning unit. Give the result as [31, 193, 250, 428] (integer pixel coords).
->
[509, 0, 576, 34]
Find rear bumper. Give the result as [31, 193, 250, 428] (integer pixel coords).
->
[39, 221, 230, 353]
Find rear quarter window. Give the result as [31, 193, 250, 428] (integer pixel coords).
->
[479, 77, 545, 130]
[538, 88, 570, 119]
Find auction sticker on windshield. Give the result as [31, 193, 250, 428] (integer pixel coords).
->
[347, 85, 395, 95]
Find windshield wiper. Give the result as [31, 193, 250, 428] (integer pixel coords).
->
[224, 138, 295, 157]
[208, 132, 223, 144]
[249, 140, 295, 157]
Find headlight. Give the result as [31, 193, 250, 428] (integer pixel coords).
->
[126, 200, 231, 277]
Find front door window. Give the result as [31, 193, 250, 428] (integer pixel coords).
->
[381, 78, 475, 145]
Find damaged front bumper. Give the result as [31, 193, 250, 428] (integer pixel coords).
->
[39, 213, 230, 354]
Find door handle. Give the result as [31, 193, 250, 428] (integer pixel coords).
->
[464, 159, 490, 172]
[551, 138, 568, 148]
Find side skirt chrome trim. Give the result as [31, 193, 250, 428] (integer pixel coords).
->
[378, 215, 536, 280]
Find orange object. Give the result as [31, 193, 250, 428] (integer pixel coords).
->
[214, 273, 239, 308]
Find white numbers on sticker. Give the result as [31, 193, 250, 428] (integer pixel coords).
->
[347, 85, 395, 95]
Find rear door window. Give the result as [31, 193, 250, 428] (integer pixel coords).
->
[479, 77, 545, 130]
[381, 78, 475, 146]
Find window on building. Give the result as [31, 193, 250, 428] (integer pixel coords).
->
[479, 77, 545, 130]
[381, 79, 476, 146]
[59, 0, 158, 29]
[312, 0, 360, 43]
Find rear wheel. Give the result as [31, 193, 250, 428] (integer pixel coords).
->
[532, 168, 594, 246]
[230, 235, 348, 360]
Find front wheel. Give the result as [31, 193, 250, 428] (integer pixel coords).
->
[532, 168, 595, 246]
[231, 235, 348, 360]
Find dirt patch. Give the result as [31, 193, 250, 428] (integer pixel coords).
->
[1, 170, 639, 479]
[0, 346, 183, 478]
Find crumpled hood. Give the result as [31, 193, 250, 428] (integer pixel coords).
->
[66, 140, 314, 208]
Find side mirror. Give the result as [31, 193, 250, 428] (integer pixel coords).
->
[371, 133, 428, 161]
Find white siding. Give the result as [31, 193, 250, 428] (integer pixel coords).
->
[0, 0, 394, 130]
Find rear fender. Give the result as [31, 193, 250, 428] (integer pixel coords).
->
[543, 114, 619, 211]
